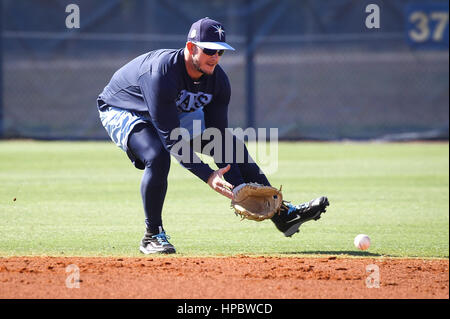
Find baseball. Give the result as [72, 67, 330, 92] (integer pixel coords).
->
[354, 234, 370, 250]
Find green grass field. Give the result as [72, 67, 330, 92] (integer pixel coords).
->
[0, 141, 448, 258]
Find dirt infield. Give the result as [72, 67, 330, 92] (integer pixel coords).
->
[0, 256, 448, 299]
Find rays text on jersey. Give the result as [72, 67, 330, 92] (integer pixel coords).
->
[176, 90, 213, 112]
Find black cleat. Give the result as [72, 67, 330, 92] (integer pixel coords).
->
[139, 229, 176, 254]
[271, 196, 330, 237]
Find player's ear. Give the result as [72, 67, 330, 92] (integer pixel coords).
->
[186, 41, 196, 55]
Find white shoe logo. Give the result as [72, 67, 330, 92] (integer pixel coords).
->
[287, 215, 301, 223]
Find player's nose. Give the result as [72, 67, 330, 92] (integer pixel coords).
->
[210, 55, 220, 63]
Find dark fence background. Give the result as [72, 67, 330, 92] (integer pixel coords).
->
[0, 0, 448, 140]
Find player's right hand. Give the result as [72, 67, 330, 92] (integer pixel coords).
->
[207, 164, 234, 199]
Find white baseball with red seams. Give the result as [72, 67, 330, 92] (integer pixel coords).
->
[354, 234, 371, 250]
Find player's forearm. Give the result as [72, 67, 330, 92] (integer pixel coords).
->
[155, 126, 215, 183]
[182, 161, 215, 183]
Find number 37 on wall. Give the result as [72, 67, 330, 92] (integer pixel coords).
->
[406, 3, 449, 49]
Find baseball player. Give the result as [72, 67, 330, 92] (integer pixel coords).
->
[97, 17, 330, 254]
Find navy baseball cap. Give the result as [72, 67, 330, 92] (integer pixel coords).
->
[187, 17, 235, 51]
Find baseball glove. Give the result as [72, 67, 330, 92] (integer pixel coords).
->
[231, 183, 283, 221]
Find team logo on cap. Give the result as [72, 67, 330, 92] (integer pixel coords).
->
[213, 25, 225, 40]
[190, 29, 197, 39]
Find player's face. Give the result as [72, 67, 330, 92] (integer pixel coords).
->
[192, 45, 222, 75]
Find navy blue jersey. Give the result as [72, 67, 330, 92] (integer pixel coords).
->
[98, 48, 244, 185]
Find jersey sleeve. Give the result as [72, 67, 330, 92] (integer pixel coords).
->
[139, 71, 214, 183]
[203, 72, 245, 187]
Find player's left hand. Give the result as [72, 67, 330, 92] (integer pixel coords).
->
[207, 164, 234, 199]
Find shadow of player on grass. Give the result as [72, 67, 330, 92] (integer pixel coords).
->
[280, 250, 384, 257]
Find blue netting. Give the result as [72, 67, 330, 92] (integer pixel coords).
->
[1, 0, 448, 140]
